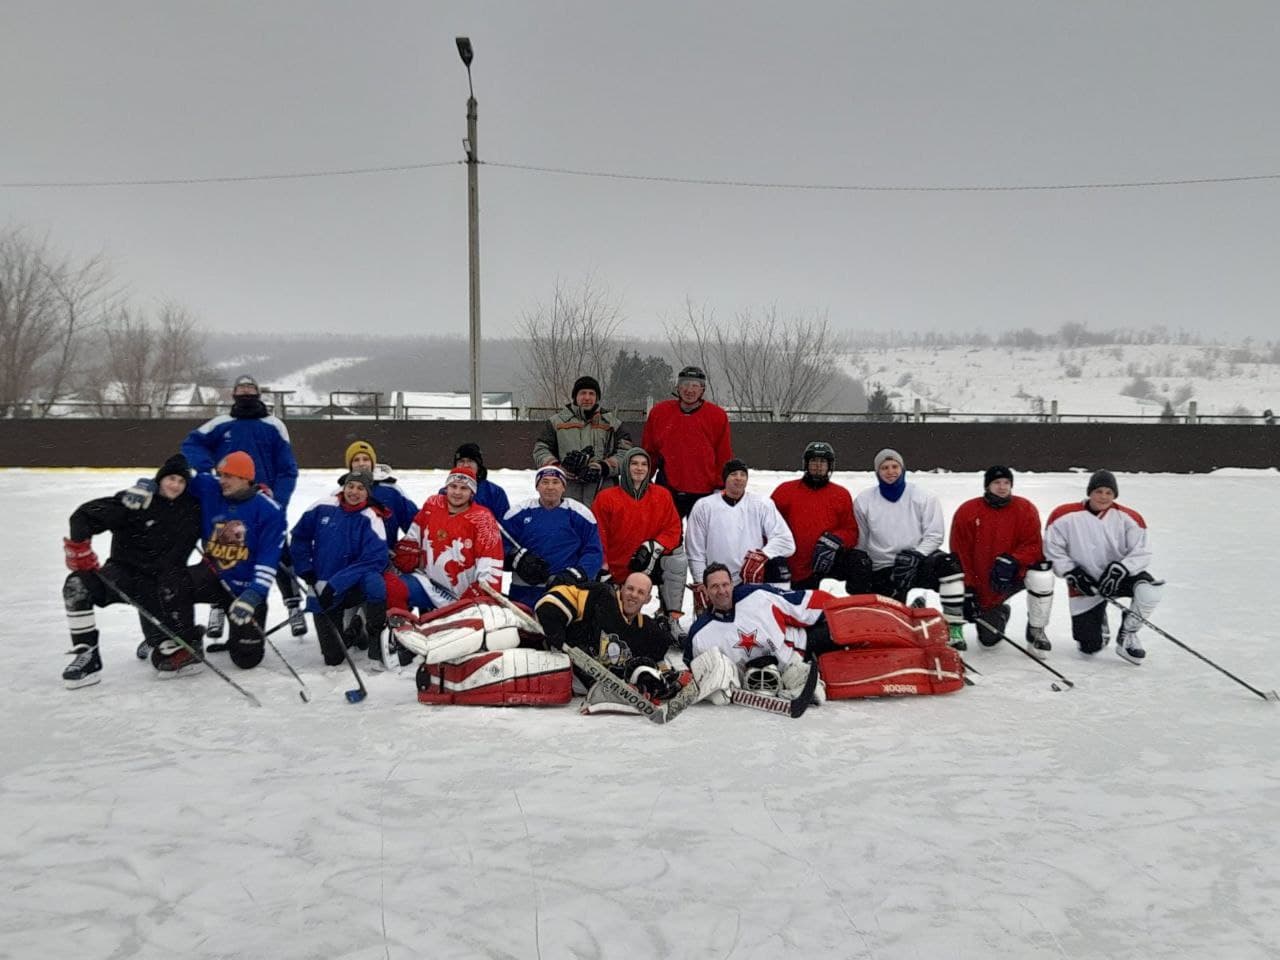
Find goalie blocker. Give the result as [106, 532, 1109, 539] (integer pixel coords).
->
[389, 597, 572, 706]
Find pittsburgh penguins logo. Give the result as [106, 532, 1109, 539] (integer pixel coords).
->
[206, 519, 250, 569]
[597, 631, 632, 666]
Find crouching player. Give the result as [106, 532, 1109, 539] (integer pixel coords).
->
[535, 571, 684, 712]
[684, 563, 833, 707]
[154, 452, 286, 673]
[291, 469, 395, 668]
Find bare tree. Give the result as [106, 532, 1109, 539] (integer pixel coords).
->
[92, 301, 208, 414]
[0, 228, 111, 415]
[665, 300, 848, 420]
[516, 276, 624, 410]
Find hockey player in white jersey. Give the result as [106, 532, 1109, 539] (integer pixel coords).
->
[683, 563, 831, 706]
[686, 459, 795, 611]
[851, 448, 967, 646]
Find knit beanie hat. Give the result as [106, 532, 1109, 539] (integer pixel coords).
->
[1087, 469, 1118, 496]
[232, 374, 259, 394]
[446, 465, 479, 494]
[722, 458, 749, 481]
[155, 453, 192, 483]
[984, 465, 1014, 489]
[217, 451, 256, 482]
[874, 448, 904, 471]
[535, 464, 568, 486]
[339, 469, 374, 494]
[571, 376, 602, 399]
[345, 440, 377, 469]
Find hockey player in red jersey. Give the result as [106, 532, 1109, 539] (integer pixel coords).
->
[640, 365, 733, 517]
[949, 466, 1055, 655]
[386, 465, 503, 611]
[1044, 470, 1163, 664]
[770, 441, 859, 591]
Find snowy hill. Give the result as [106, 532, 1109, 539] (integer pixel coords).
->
[851, 342, 1280, 419]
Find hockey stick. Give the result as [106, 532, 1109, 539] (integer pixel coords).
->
[973, 616, 1076, 691]
[201, 554, 311, 702]
[97, 573, 262, 707]
[729, 657, 820, 718]
[206, 609, 304, 652]
[1103, 597, 1280, 702]
[291, 574, 368, 703]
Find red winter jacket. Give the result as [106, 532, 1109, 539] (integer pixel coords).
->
[949, 495, 1044, 610]
[591, 483, 683, 583]
[640, 399, 732, 496]
[770, 478, 858, 583]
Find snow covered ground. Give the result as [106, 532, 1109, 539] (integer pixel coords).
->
[5, 467, 1280, 959]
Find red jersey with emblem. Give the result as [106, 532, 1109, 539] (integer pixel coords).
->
[403, 495, 503, 600]
[948, 494, 1044, 610]
[688, 584, 833, 668]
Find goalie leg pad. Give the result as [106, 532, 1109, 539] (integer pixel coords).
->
[819, 647, 965, 698]
[1024, 561, 1055, 629]
[690, 647, 738, 705]
[416, 649, 572, 706]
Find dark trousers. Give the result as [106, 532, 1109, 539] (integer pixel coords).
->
[160, 563, 267, 668]
[63, 561, 166, 647]
[314, 584, 387, 666]
[1069, 573, 1154, 653]
[846, 550, 962, 604]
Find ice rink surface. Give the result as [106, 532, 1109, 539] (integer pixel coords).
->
[3, 467, 1279, 959]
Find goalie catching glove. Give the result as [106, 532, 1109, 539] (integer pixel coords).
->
[512, 548, 550, 584]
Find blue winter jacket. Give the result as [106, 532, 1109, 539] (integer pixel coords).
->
[290, 495, 388, 598]
[189, 473, 287, 598]
[183, 413, 299, 508]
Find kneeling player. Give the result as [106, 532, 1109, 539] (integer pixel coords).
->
[684, 563, 832, 706]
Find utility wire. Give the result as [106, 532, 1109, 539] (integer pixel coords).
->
[0, 160, 460, 188]
[4, 156, 1280, 192]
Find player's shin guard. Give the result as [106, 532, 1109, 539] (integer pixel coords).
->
[1123, 577, 1164, 638]
[63, 574, 99, 647]
[1024, 562, 1055, 630]
[937, 570, 966, 626]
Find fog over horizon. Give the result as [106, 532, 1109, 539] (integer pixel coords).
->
[4, 2, 1279, 341]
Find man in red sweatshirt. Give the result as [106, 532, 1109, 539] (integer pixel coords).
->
[640, 366, 733, 518]
[771, 441, 861, 591]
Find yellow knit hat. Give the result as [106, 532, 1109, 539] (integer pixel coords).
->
[345, 440, 377, 469]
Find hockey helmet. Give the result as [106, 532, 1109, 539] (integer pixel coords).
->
[803, 441, 835, 470]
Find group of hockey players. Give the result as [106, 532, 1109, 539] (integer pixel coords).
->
[59, 366, 1163, 716]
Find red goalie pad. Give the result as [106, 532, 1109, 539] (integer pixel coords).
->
[416, 649, 572, 706]
[823, 594, 950, 650]
[819, 646, 965, 698]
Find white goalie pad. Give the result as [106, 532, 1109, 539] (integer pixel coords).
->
[391, 602, 526, 664]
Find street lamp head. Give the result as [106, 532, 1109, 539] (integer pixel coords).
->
[455, 37, 474, 67]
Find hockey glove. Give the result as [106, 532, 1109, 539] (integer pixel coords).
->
[890, 549, 925, 596]
[121, 478, 157, 511]
[317, 584, 336, 612]
[628, 540, 664, 576]
[741, 550, 768, 584]
[393, 539, 423, 573]
[560, 448, 591, 478]
[990, 553, 1020, 591]
[547, 567, 588, 588]
[811, 532, 843, 576]
[512, 548, 551, 585]
[229, 588, 264, 626]
[581, 461, 604, 484]
[691, 582, 709, 613]
[1098, 561, 1129, 598]
[62, 537, 100, 572]
[1065, 567, 1099, 597]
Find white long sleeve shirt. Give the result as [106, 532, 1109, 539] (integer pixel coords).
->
[686, 491, 795, 584]
[852, 483, 945, 570]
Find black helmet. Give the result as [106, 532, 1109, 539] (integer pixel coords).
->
[803, 441, 835, 469]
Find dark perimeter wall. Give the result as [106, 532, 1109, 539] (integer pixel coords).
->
[1, 420, 1276, 472]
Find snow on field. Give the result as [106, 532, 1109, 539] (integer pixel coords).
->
[850, 344, 1280, 418]
[4, 467, 1280, 959]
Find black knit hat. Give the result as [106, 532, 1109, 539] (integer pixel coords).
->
[571, 376, 601, 400]
[983, 465, 1014, 489]
[453, 443, 487, 483]
[722, 458, 749, 481]
[154, 453, 192, 483]
[1087, 469, 1118, 496]
[339, 469, 374, 492]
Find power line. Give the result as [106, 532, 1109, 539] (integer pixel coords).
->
[0, 160, 460, 188]
[4, 155, 1280, 192]
[483, 160, 1280, 192]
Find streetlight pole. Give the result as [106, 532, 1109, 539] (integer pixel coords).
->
[456, 36, 482, 421]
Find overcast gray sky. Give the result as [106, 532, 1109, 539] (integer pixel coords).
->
[3, 1, 1278, 341]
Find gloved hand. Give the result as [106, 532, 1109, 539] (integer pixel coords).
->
[560, 449, 591, 478]
[691, 582, 709, 612]
[121, 478, 157, 511]
[393, 539, 422, 573]
[63, 537, 100, 572]
[1098, 561, 1129, 597]
[299, 570, 317, 588]
[582, 461, 604, 484]
[625, 658, 683, 701]
[990, 553, 1020, 591]
[512, 548, 551, 584]
[317, 584, 336, 611]
[811, 532, 843, 576]
[547, 567, 588, 588]
[1066, 568, 1099, 597]
[741, 550, 767, 584]
[628, 540, 663, 576]
[229, 588, 264, 626]
[891, 550, 925, 596]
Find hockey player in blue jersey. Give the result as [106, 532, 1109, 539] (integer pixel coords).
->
[342, 440, 417, 551]
[181, 374, 305, 633]
[291, 469, 393, 667]
[153, 451, 287, 673]
[502, 465, 605, 607]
